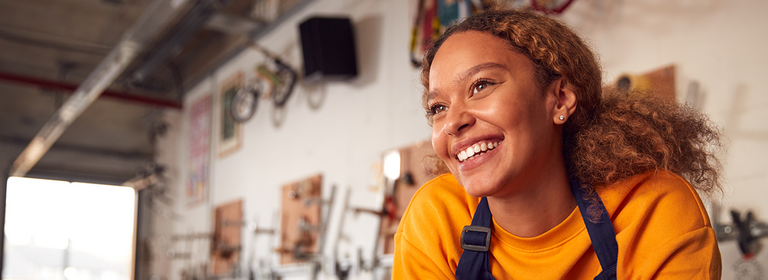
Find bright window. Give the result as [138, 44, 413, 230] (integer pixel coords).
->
[3, 177, 135, 280]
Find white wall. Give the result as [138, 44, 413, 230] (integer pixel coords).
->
[162, 0, 768, 279]
[168, 0, 426, 279]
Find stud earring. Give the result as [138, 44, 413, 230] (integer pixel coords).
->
[559, 115, 564, 121]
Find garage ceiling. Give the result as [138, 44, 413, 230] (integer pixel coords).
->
[0, 0, 308, 183]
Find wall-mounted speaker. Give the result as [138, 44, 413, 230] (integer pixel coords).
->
[299, 17, 358, 83]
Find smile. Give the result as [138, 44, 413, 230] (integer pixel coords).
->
[457, 141, 500, 162]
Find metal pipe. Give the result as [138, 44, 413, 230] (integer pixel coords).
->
[10, 0, 192, 177]
[131, 0, 234, 83]
[0, 71, 182, 109]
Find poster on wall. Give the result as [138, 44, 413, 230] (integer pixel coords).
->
[218, 72, 244, 158]
[187, 94, 211, 206]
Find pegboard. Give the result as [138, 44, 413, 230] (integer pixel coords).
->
[210, 199, 242, 275]
[279, 174, 322, 265]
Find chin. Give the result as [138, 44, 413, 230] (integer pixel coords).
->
[460, 180, 496, 198]
[452, 167, 500, 197]
[464, 189, 486, 198]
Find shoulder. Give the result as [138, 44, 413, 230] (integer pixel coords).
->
[396, 173, 478, 251]
[598, 170, 714, 253]
[408, 173, 476, 211]
[600, 170, 712, 230]
[398, 173, 477, 234]
[601, 172, 721, 277]
[394, 173, 478, 276]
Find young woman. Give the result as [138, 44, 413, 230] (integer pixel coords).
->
[393, 8, 723, 279]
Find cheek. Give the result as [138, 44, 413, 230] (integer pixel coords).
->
[431, 126, 450, 161]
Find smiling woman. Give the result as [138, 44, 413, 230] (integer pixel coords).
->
[394, 8, 723, 280]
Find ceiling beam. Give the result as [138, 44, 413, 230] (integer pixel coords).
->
[0, 71, 182, 109]
[9, 0, 193, 177]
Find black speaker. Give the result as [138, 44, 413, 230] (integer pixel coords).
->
[299, 17, 358, 82]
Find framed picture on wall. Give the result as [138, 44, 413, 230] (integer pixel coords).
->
[218, 72, 244, 158]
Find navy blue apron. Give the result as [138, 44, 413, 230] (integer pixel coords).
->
[455, 180, 618, 280]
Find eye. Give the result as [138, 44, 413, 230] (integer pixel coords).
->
[472, 79, 494, 95]
[428, 103, 448, 115]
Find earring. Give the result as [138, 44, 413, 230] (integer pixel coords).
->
[559, 115, 564, 121]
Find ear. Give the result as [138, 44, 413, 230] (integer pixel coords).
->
[549, 78, 577, 124]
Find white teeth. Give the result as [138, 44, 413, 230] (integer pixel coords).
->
[457, 141, 501, 162]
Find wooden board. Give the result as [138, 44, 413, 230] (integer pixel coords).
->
[279, 174, 322, 264]
[210, 199, 242, 275]
[642, 65, 676, 102]
[614, 64, 676, 102]
[379, 140, 440, 254]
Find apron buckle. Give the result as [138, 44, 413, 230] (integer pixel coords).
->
[461, 225, 492, 252]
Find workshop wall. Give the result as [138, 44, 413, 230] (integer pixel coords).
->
[163, 0, 427, 278]
[159, 0, 768, 279]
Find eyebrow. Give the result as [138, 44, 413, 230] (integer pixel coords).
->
[454, 62, 507, 84]
[426, 89, 441, 104]
[427, 62, 507, 102]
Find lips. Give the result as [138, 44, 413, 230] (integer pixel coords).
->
[456, 141, 501, 162]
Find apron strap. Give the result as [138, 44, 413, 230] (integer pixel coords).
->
[455, 181, 619, 280]
[456, 197, 496, 280]
[571, 180, 619, 279]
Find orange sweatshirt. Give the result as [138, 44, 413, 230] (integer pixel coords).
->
[393, 171, 721, 279]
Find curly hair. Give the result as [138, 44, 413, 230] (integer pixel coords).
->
[421, 9, 723, 196]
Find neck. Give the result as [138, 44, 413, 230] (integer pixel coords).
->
[486, 166, 576, 238]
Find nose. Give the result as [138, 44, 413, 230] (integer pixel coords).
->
[443, 104, 475, 136]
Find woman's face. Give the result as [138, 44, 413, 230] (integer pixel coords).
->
[428, 31, 564, 197]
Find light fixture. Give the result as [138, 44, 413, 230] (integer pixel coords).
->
[383, 151, 401, 181]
